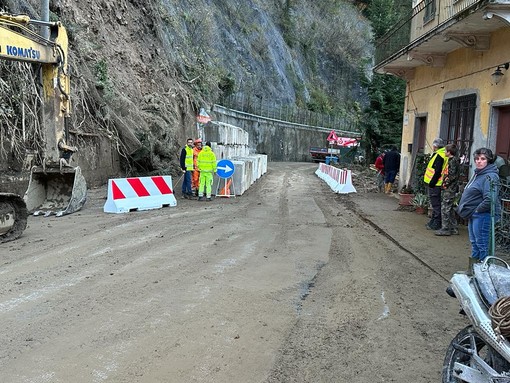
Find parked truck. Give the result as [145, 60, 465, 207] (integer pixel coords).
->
[309, 145, 363, 164]
[0, 12, 87, 243]
[310, 133, 362, 163]
[309, 146, 342, 163]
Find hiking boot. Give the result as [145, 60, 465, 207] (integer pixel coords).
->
[206, 197, 212, 202]
[434, 229, 451, 236]
[450, 228, 459, 235]
[426, 223, 440, 230]
[198, 196, 204, 201]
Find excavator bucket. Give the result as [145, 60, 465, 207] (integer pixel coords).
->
[24, 166, 87, 217]
[0, 193, 28, 243]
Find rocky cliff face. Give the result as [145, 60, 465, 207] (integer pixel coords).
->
[0, 0, 372, 178]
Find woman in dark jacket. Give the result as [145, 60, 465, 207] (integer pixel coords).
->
[457, 148, 501, 262]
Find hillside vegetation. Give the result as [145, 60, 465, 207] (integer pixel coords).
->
[0, 0, 385, 175]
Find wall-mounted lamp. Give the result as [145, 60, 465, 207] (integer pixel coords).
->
[491, 63, 509, 85]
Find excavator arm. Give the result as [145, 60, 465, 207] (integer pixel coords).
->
[0, 13, 86, 243]
[0, 12, 72, 158]
[0, 13, 62, 64]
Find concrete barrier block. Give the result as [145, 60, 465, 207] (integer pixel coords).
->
[211, 144, 250, 161]
[204, 124, 221, 143]
[257, 154, 268, 177]
[204, 120, 267, 196]
[212, 160, 248, 196]
[204, 122, 250, 146]
[249, 154, 268, 179]
[233, 157, 255, 185]
[231, 160, 249, 195]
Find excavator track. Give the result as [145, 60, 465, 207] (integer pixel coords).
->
[0, 193, 28, 243]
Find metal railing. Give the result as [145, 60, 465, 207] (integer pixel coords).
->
[375, 0, 483, 66]
[497, 181, 510, 253]
[218, 94, 361, 134]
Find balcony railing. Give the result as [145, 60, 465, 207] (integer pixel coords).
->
[375, 0, 484, 66]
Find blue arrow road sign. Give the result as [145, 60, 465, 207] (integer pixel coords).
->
[216, 159, 235, 179]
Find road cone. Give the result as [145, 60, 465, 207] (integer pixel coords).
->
[220, 179, 232, 197]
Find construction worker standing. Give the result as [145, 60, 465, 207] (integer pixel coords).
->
[192, 139, 203, 196]
[197, 141, 217, 201]
[179, 138, 194, 199]
[424, 138, 447, 230]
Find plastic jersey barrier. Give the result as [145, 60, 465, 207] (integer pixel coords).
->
[104, 176, 177, 213]
[315, 163, 356, 194]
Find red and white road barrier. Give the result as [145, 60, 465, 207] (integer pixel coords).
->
[315, 163, 356, 194]
[104, 176, 177, 213]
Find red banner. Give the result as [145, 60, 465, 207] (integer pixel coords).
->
[196, 108, 211, 124]
[326, 130, 359, 147]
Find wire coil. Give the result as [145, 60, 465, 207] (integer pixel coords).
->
[490, 296, 510, 339]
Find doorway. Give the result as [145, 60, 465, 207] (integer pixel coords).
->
[409, 115, 427, 187]
[496, 106, 510, 160]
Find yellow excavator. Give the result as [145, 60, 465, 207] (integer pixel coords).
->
[0, 12, 87, 243]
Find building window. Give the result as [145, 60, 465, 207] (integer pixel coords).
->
[441, 94, 476, 182]
[423, 0, 436, 24]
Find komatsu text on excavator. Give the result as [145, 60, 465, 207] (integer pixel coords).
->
[0, 12, 87, 243]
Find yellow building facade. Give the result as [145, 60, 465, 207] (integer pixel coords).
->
[375, 0, 510, 186]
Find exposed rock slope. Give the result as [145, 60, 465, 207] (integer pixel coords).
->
[0, 0, 372, 175]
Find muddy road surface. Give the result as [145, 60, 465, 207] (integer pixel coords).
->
[0, 162, 468, 382]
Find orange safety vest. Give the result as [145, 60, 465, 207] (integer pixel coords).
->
[193, 147, 202, 168]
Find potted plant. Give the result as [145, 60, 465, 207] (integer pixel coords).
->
[398, 185, 415, 206]
[411, 193, 429, 214]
